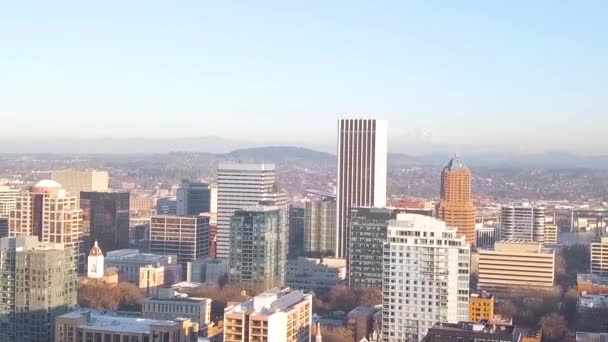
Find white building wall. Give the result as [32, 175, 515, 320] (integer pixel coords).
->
[216, 163, 276, 259]
[382, 214, 470, 342]
[267, 312, 288, 342]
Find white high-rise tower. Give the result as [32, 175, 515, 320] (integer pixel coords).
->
[335, 118, 387, 258]
[382, 214, 470, 342]
[216, 163, 277, 259]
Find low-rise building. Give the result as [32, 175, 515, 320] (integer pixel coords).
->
[478, 240, 555, 293]
[421, 322, 540, 342]
[286, 257, 346, 290]
[577, 273, 608, 294]
[187, 257, 229, 283]
[140, 265, 166, 297]
[104, 248, 178, 283]
[224, 287, 312, 342]
[143, 288, 211, 335]
[348, 305, 382, 342]
[55, 310, 199, 342]
[469, 292, 494, 322]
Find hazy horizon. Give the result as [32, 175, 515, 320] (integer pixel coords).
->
[1, 1, 606, 154]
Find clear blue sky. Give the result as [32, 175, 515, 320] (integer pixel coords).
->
[0, 1, 606, 153]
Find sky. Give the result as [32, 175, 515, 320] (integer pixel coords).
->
[0, 1, 606, 154]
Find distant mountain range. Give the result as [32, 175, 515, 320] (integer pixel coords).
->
[223, 146, 334, 161]
[2, 137, 608, 169]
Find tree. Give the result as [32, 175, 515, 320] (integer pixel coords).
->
[77, 282, 143, 311]
[540, 313, 569, 342]
[322, 326, 354, 342]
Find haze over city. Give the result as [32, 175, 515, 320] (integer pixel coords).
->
[2, 2, 608, 342]
[1, 1, 607, 154]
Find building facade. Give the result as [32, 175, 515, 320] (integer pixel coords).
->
[0, 185, 18, 217]
[468, 292, 494, 322]
[9, 180, 83, 269]
[382, 214, 470, 342]
[55, 310, 198, 342]
[289, 204, 306, 258]
[304, 190, 336, 255]
[143, 288, 211, 329]
[500, 204, 545, 242]
[348, 305, 382, 342]
[80, 191, 130, 252]
[224, 287, 312, 342]
[286, 257, 346, 290]
[104, 249, 178, 283]
[478, 240, 555, 293]
[186, 257, 229, 283]
[349, 207, 392, 289]
[150, 215, 210, 271]
[0, 236, 77, 342]
[436, 157, 476, 246]
[50, 170, 108, 199]
[476, 225, 497, 249]
[0, 217, 7, 239]
[156, 197, 177, 215]
[591, 237, 608, 276]
[336, 118, 388, 258]
[217, 163, 278, 259]
[176, 178, 211, 216]
[229, 205, 286, 287]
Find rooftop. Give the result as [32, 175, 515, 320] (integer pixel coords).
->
[348, 305, 380, 317]
[172, 281, 204, 289]
[59, 310, 182, 334]
[427, 321, 515, 337]
[227, 287, 310, 316]
[576, 332, 608, 342]
[105, 249, 175, 264]
[444, 155, 468, 171]
[470, 291, 494, 299]
[578, 273, 608, 286]
[579, 294, 608, 308]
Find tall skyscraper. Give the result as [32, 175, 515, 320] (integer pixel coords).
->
[500, 203, 545, 242]
[304, 190, 336, 255]
[436, 156, 476, 246]
[229, 205, 286, 288]
[216, 163, 277, 259]
[50, 170, 108, 198]
[0, 185, 18, 217]
[289, 204, 305, 258]
[9, 180, 83, 269]
[176, 178, 211, 216]
[382, 214, 470, 342]
[80, 191, 130, 252]
[0, 236, 77, 342]
[349, 207, 393, 289]
[149, 215, 210, 271]
[336, 118, 388, 258]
